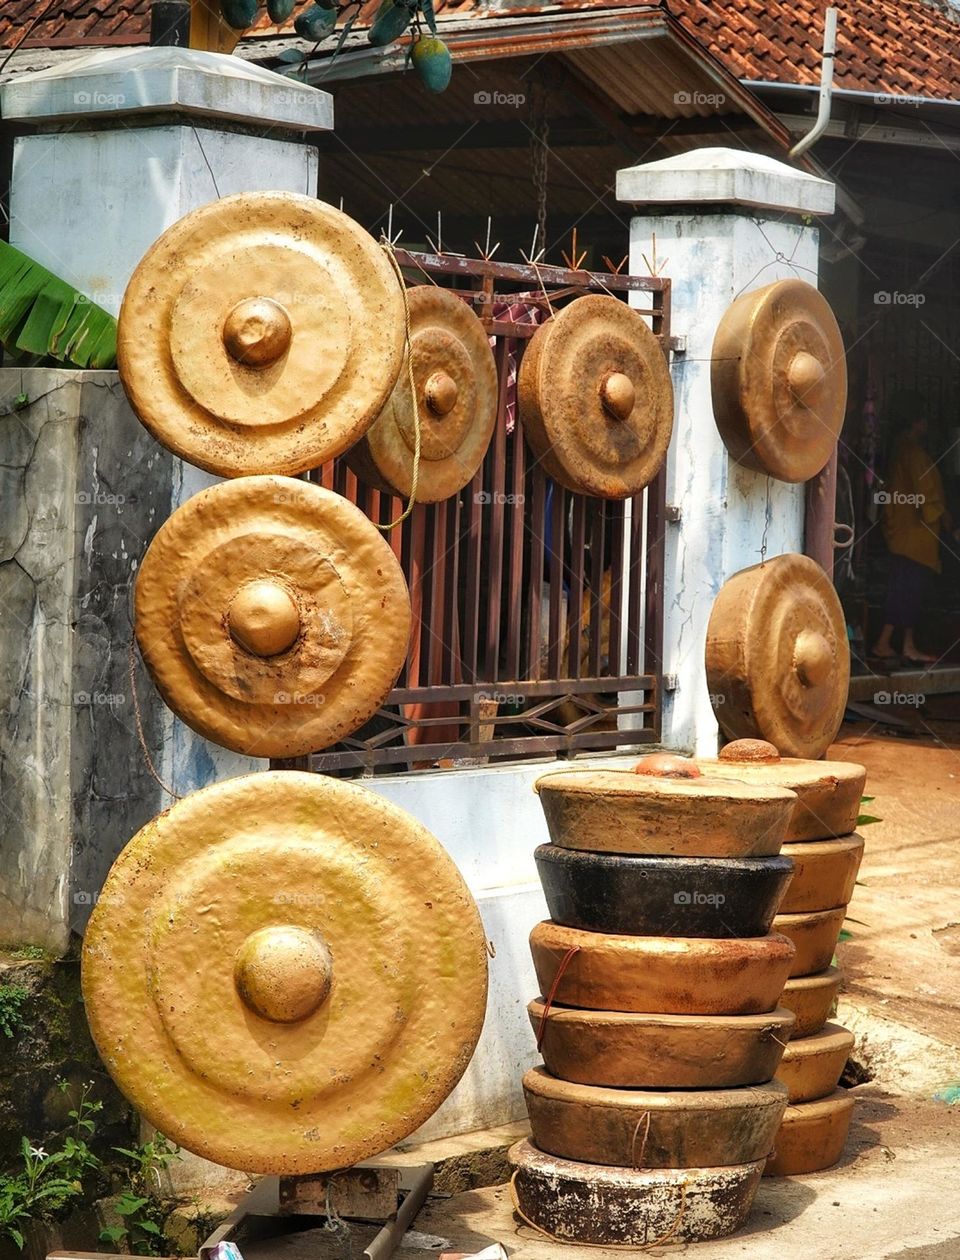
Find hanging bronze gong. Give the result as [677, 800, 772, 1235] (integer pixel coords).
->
[518, 295, 673, 499]
[346, 286, 498, 502]
[711, 279, 846, 483]
[81, 772, 488, 1174]
[117, 192, 405, 477]
[134, 475, 411, 758]
[705, 554, 850, 760]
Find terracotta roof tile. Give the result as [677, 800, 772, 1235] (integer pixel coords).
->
[2, 0, 959, 102]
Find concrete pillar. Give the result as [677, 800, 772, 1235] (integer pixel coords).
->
[616, 148, 836, 756]
[0, 49, 332, 949]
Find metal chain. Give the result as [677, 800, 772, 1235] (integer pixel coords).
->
[531, 86, 550, 257]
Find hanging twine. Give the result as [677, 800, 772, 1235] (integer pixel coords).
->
[536, 944, 581, 1049]
[376, 240, 422, 531]
[128, 639, 181, 800]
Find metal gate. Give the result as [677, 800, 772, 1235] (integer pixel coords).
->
[290, 250, 673, 774]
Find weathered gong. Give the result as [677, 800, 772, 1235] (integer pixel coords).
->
[346, 286, 497, 502]
[711, 279, 846, 483]
[135, 475, 411, 758]
[705, 554, 850, 759]
[518, 295, 673, 499]
[117, 192, 405, 477]
[81, 772, 488, 1174]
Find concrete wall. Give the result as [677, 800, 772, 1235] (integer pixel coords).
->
[0, 369, 169, 952]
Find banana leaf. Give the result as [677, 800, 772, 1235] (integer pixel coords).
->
[0, 241, 117, 369]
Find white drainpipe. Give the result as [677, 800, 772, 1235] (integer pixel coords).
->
[790, 6, 838, 158]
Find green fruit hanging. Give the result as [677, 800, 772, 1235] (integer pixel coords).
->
[220, 0, 258, 30]
[294, 2, 338, 39]
[368, 0, 413, 47]
[411, 35, 452, 92]
[267, 0, 296, 21]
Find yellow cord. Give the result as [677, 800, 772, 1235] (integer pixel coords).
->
[376, 241, 421, 531]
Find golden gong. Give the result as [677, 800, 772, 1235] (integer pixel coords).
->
[518, 295, 673, 499]
[705, 553, 850, 760]
[81, 772, 489, 1174]
[346, 286, 498, 502]
[711, 279, 846, 483]
[134, 475, 411, 758]
[117, 192, 405, 477]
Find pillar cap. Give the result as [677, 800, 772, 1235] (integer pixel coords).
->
[616, 147, 834, 216]
[0, 46, 333, 133]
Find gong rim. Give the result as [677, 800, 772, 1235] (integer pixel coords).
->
[81, 772, 488, 1174]
[117, 192, 405, 477]
[346, 286, 498, 502]
[134, 474, 411, 758]
[705, 553, 851, 759]
[518, 295, 674, 499]
[712, 279, 846, 483]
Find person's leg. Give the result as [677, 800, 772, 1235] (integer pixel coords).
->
[899, 558, 934, 662]
[873, 554, 907, 657]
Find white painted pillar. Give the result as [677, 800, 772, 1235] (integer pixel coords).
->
[616, 149, 836, 756]
[2, 47, 333, 796]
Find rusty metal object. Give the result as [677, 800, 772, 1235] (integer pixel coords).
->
[704, 739, 866, 841]
[530, 921, 795, 1015]
[134, 475, 411, 758]
[278, 1168, 400, 1219]
[117, 192, 404, 477]
[518, 295, 673, 499]
[534, 768, 796, 858]
[529, 1000, 794, 1089]
[705, 554, 851, 760]
[711, 279, 846, 483]
[523, 1068, 788, 1169]
[763, 1089, 854, 1177]
[775, 1023, 854, 1104]
[346, 287, 497, 502]
[780, 967, 842, 1037]
[81, 771, 488, 1174]
[779, 836, 864, 913]
[509, 1139, 764, 1245]
[774, 907, 847, 978]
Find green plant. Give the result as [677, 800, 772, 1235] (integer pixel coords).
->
[0, 984, 29, 1037]
[857, 795, 881, 828]
[99, 1134, 180, 1256]
[8, 946, 45, 961]
[0, 1081, 103, 1249]
[0, 241, 117, 369]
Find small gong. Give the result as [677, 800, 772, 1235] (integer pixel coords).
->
[711, 280, 846, 483]
[81, 772, 488, 1174]
[346, 286, 498, 502]
[134, 475, 411, 758]
[705, 553, 850, 759]
[117, 192, 405, 477]
[518, 295, 673, 499]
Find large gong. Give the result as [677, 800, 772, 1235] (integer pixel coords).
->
[134, 475, 411, 758]
[81, 772, 488, 1174]
[705, 553, 850, 759]
[346, 286, 498, 502]
[518, 295, 673, 499]
[117, 192, 405, 477]
[711, 279, 846, 483]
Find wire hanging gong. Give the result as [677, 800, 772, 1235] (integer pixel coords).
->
[518, 295, 673, 499]
[134, 475, 411, 758]
[705, 553, 850, 760]
[711, 279, 846, 483]
[81, 772, 489, 1175]
[346, 286, 498, 502]
[117, 192, 405, 477]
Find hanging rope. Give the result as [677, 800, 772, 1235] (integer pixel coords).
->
[376, 240, 422, 531]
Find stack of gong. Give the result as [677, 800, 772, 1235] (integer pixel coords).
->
[509, 755, 800, 1246]
[706, 740, 866, 1176]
